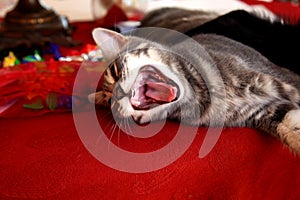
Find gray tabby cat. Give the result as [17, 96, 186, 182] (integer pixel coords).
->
[89, 27, 300, 156]
[140, 7, 280, 33]
[139, 7, 220, 33]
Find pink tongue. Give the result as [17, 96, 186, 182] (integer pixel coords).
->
[145, 82, 177, 102]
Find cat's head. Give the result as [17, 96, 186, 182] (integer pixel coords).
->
[89, 28, 199, 125]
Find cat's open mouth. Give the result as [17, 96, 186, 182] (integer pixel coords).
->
[130, 65, 179, 110]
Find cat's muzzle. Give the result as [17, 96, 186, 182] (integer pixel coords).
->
[130, 65, 179, 110]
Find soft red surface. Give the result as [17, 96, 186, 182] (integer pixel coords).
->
[241, 0, 300, 24]
[1, 111, 300, 200]
[1, 2, 300, 200]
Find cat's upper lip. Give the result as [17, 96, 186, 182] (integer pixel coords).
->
[130, 65, 179, 110]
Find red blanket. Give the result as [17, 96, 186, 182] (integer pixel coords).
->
[1, 112, 300, 199]
[242, 0, 300, 24]
[1, 2, 300, 199]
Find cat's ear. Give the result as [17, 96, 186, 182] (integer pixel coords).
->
[92, 28, 127, 61]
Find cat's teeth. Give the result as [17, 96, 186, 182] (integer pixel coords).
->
[131, 89, 135, 98]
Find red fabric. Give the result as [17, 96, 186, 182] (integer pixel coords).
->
[1, 111, 300, 199]
[241, 0, 300, 24]
[1, 2, 300, 200]
[0, 61, 105, 118]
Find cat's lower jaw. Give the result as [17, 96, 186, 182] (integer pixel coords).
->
[131, 111, 151, 124]
[277, 109, 300, 156]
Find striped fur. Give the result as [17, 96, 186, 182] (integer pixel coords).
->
[89, 28, 300, 156]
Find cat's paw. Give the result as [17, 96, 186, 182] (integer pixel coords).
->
[277, 109, 300, 156]
[88, 91, 112, 108]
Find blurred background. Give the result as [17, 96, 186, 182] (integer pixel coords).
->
[0, 0, 148, 22]
[2, 0, 290, 22]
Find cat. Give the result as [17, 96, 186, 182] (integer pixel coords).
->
[140, 9, 300, 75]
[88, 25, 300, 156]
[139, 7, 221, 33]
[139, 7, 280, 34]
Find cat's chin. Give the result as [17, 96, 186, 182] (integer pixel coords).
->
[129, 65, 179, 110]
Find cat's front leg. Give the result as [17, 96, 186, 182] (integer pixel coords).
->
[88, 90, 112, 108]
[277, 109, 300, 156]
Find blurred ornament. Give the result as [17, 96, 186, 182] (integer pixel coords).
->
[115, 0, 148, 20]
[91, 0, 128, 27]
[22, 50, 43, 63]
[3, 51, 20, 67]
[0, 0, 81, 52]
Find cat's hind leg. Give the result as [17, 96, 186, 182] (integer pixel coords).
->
[277, 109, 300, 156]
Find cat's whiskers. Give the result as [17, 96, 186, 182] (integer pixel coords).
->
[94, 111, 113, 143]
[98, 110, 115, 129]
[95, 116, 115, 145]
[106, 121, 119, 151]
[120, 118, 142, 143]
[125, 117, 134, 136]
[103, 117, 116, 132]
[116, 122, 121, 146]
[119, 120, 132, 142]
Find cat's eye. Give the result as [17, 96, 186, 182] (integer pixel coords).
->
[110, 62, 119, 77]
[108, 61, 123, 80]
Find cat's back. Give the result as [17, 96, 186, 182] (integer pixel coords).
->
[190, 33, 300, 89]
[140, 7, 218, 33]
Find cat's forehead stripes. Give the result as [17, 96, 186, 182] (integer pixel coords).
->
[135, 42, 151, 50]
[129, 48, 150, 57]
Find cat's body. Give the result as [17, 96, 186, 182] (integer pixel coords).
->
[89, 11, 300, 156]
[140, 7, 280, 33]
[141, 9, 300, 75]
[140, 7, 220, 33]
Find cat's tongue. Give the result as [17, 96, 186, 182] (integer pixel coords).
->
[145, 81, 177, 102]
